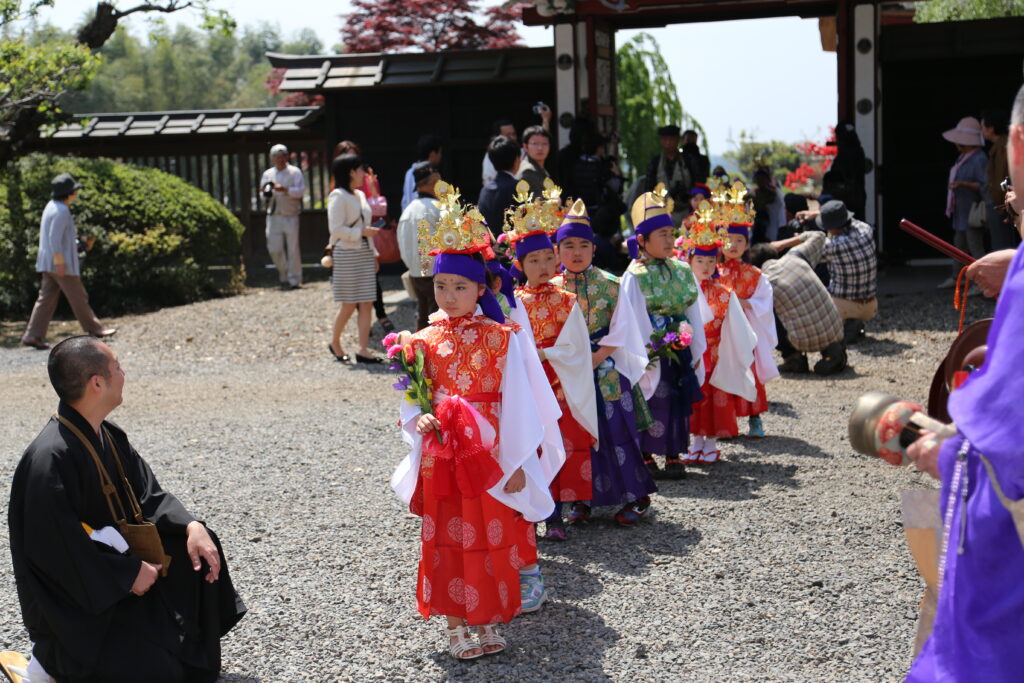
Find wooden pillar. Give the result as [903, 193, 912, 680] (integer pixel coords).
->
[836, 0, 853, 122]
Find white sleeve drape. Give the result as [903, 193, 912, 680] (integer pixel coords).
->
[744, 274, 780, 383]
[620, 270, 660, 400]
[598, 282, 650, 388]
[390, 331, 558, 522]
[687, 285, 709, 388]
[541, 304, 600, 445]
[710, 292, 758, 401]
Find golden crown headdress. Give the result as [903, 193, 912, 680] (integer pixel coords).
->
[678, 199, 730, 252]
[418, 181, 491, 268]
[630, 182, 675, 230]
[502, 178, 566, 243]
[713, 179, 755, 227]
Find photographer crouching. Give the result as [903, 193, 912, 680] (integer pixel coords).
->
[902, 83, 1024, 682]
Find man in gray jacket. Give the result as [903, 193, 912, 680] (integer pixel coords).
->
[22, 174, 115, 350]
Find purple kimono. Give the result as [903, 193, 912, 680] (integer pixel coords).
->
[907, 247, 1024, 681]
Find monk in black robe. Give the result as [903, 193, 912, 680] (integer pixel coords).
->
[7, 336, 246, 683]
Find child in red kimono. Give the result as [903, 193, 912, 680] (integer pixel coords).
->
[680, 203, 756, 463]
[505, 181, 599, 541]
[713, 181, 779, 437]
[390, 182, 563, 660]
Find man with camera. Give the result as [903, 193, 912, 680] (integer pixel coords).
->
[260, 144, 306, 290]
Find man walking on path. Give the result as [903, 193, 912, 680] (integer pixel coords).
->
[22, 174, 115, 350]
[261, 144, 306, 289]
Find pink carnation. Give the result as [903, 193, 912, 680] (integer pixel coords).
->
[383, 332, 399, 347]
[386, 344, 403, 359]
[496, 233, 509, 245]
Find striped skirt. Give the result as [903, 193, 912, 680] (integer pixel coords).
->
[332, 240, 377, 303]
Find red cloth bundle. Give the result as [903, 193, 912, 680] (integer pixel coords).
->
[423, 393, 503, 499]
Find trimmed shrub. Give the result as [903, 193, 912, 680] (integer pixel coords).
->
[0, 154, 245, 318]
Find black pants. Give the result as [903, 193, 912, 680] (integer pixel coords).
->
[775, 316, 798, 358]
[374, 275, 387, 320]
[54, 529, 245, 683]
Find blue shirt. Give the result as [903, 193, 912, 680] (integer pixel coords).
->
[951, 150, 988, 232]
[35, 200, 79, 276]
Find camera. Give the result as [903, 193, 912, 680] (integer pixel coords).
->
[532, 101, 549, 116]
[1001, 176, 1012, 194]
[261, 182, 275, 199]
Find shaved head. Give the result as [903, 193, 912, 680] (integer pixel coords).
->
[48, 336, 110, 402]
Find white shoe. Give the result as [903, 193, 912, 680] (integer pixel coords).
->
[937, 277, 956, 289]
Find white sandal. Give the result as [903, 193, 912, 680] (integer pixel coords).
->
[475, 624, 507, 655]
[446, 625, 484, 660]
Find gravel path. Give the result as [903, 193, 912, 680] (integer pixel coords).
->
[0, 273, 995, 682]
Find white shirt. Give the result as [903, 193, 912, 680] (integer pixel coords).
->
[482, 153, 497, 187]
[260, 164, 305, 217]
[397, 195, 440, 277]
[328, 189, 375, 252]
[401, 164, 417, 211]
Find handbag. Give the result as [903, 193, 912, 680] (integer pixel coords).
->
[373, 219, 402, 264]
[365, 173, 389, 218]
[55, 415, 172, 576]
[968, 199, 987, 229]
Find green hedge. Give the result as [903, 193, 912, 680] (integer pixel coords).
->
[0, 154, 245, 318]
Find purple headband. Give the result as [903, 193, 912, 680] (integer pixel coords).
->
[433, 253, 505, 322]
[486, 260, 517, 309]
[514, 232, 554, 261]
[627, 213, 674, 259]
[556, 219, 594, 244]
[727, 224, 751, 239]
[690, 246, 719, 257]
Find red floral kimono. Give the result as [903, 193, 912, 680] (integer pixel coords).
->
[516, 282, 596, 502]
[690, 279, 741, 438]
[407, 315, 538, 625]
[717, 260, 769, 416]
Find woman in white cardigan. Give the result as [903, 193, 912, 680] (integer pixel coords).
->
[327, 154, 382, 363]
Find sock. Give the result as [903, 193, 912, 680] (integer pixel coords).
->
[520, 566, 541, 577]
[704, 437, 717, 452]
[691, 435, 705, 452]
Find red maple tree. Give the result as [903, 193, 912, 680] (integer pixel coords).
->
[785, 131, 838, 192]
[339, 0, 525, 53]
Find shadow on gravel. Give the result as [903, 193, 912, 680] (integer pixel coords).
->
[853, 337, 912, 357]
[428, 602, 618, 681]
[737, 434, 831, 459]
[217, 674, 261, 682]
[540, 523, 702, 582]
[655, 459, 800, 502]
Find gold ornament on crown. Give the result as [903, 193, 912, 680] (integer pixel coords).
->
[502, 178, 568, 243]
[706, 178, 755, 227]
[418, 180, 491, 271]
[678, 199, 730, 252]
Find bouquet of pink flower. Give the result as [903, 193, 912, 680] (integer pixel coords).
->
[383, 332, 442, 443]
[646, 320, 694, 367]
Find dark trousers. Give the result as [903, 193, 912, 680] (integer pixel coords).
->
[50, 529, 245, 683]
[411, 276, 438, 330]
[374, 275, 387, 320]
[776, 317, 799, 358]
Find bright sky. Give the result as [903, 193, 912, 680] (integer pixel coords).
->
[34, 1, 836, 156]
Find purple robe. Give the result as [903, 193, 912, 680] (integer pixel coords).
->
[907, 247, 1024, 681]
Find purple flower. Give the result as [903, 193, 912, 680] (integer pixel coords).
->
[664, 332, 679, 344]
[392, 375, 412, 391]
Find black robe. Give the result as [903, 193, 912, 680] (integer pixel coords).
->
[7, 402, 246, 683]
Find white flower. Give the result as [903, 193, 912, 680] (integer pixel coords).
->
[437, 340, 454, 357]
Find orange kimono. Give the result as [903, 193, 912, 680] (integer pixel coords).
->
[407, 314, 538, 624]
[689, 278, 742, 438]
[515, 282, 596, 502]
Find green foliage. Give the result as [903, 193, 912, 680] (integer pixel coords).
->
[615, 32, 707, 179]
[0, 154, 245, 318]
[722, 132, 802, 184]
[914, 0, 1024, 22]
[63, 22, 322, 113]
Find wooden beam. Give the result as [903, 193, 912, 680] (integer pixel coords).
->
[116, 115, 135, 135]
